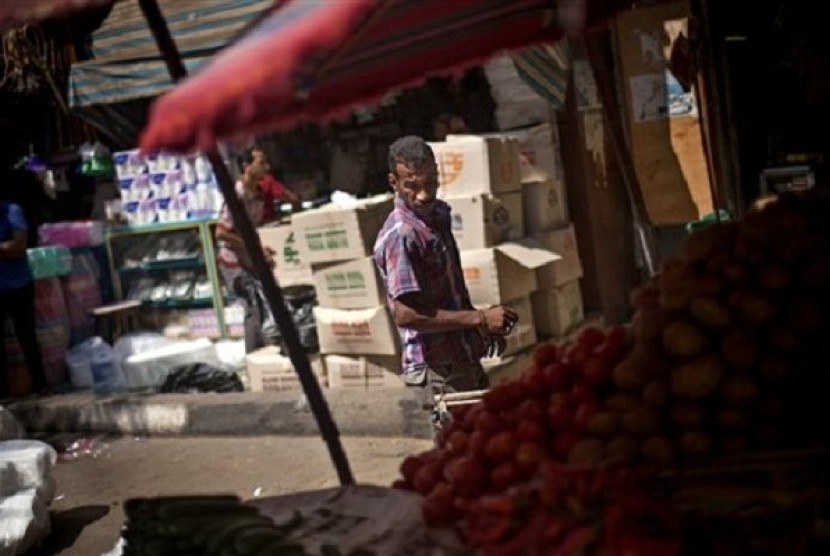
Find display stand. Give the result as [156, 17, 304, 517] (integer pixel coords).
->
[103, 218, 231, 339]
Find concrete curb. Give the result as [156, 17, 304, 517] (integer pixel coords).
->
[7, 387, 433, 439]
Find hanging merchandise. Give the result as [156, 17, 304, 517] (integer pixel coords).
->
[78, 142, 114, 178]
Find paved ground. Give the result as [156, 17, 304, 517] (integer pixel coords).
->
[36, 434, 433, 555]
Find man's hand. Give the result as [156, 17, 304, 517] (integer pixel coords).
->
[483, 334, 507, 358]
[481, 305, 519, 335]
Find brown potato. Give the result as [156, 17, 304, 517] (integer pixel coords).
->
[719, 436, 750, 457]
[612, 359, 650, 392]
[678, 432, 713, 459]
[628, 343, 669, 375]
[720, 327, 758, 369]
[670, 403, 708, 430]
[642, 380, 670, 408]
[587, 412, 619, 438]
[662, 319, 708, 357]
[605, 393, 640, 412]
[738, 292, 777, 326]
[788, 298, 823, 335]
[767, 326, 798, 354]
[721, 375, 761, 407]
[723, 262, 750, 283]
[717, 410, 750, 430]
[631, 309, 672, 343]
[759, 266, 790, 291]
[606, 435, 639, 463]
[760, 358, 788, 381]
[679, 224, 734, 263]
[671, 354, 724, 399]
[630, 284, 660, 310]
[642, 436, 674, 465]
[689, 297, 731, 329]
[567, 439, 605, 465]
[621, 408, 662, 437]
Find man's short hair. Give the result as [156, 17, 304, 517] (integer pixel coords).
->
[388, 136, 435, 175]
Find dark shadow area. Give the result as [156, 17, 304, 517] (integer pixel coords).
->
[35, 505, 110, 555]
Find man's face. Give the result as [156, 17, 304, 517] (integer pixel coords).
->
[252, 148, 265, 165]
[389, 158, 439, 217]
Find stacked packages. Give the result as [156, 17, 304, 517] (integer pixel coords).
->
[112, 150, 221, 225]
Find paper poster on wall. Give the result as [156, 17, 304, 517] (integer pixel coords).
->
[630, 70, 697, 122]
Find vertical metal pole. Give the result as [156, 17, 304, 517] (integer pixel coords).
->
[138, 0, 354, 486]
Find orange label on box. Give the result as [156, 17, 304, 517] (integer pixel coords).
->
[463, 267, 481, 281]
[331, 321, 371, 338]
[438, 151, 465, 186]
[499, 157, 516, 184]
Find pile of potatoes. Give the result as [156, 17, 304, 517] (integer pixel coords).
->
[613, 188, 830, 464]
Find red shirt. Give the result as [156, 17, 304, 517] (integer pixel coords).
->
[259, 173, 288, 221]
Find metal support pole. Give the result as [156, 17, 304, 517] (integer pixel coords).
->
[138, 0, 354, 486]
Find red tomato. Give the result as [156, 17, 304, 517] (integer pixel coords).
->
[445, 456, 486, 497]
[400, 454, 425, 483]
[577, 326, 605, 349]
[574, 402, 601, 432]
[551, 432, 581, 458]
[421, 482, 458, 526]
[484, 431, 517, 462]
[413, 461, 443, 495]
[391, 479, 412, 491]
[475, 409, 503, 433]
[445, 430, 470, 456]
[521, 365, 547, 395]
[516, 419, 547, 443]
[570, 383, 598, 405]
[469, 430, 489, 458]
[543, 362, 573, 392]
[489, 461, 522, 491]
[482, 383, 521, 411]
[561, 343, 590, 369]
[533, 343, 559, 366]
[517, 398, 545, 422]
[547, 396, 575, 431]
[515, 442, 548, 474]
[463, 404, 484, 429]
[582, 356, 613, 386]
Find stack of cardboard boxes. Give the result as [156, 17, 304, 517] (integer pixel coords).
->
[500, 123, 586, 339]
[293, 195, 404, 389]
[428, 136, 559, 370]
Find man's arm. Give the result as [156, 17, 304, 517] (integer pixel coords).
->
[0, 230, 27, 259]
[393, 292, 518, 335]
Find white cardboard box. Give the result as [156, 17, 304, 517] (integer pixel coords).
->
[291, 194, 393, 264]
[428, 135, 521, 198]
[460, 242, 558, 306]
[313, 305, 399, 356]
[245, 346, 327, 392]
[258, 224, 314, 287]
[531, 280, 584, 337]
[313, 256, 385, 310]
[324, 354, 403, 389]
[444, 192, 524, 251]
[497, 123, 564, 184]
[523, 180, 568, 233]
[529, 224, 584, 287]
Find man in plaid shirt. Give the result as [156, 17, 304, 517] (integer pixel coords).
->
[374, 136, 518, 417]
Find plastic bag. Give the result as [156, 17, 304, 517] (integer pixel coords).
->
[112, 333, 172, 383]
[159, 363, 243, 394]
[64, 337, 119, 390]
[0, 487, 51, 555]
[0, 440, 57, 497]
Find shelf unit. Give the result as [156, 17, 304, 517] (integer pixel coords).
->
[104, 219, 234, 338]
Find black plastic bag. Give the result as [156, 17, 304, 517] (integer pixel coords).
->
[159, 363, 244, 393]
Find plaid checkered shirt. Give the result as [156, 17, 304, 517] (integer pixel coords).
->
[374, 196, 485, 376]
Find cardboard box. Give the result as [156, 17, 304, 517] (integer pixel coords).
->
[460, 242, 558, 306]
[429, 136, 521, 197]
[529, 224, 584, 287]
[291, 195, 393, 264]
[313, 305, 399, 356]
[245, 346, 327, 392]
[497, 124, 565, 185]
[257, 224, 314, 287]
[324, 354, 403, 389]
[444, 192, 524, 251]
[523, 180, 568, 233]
[313, 256, 385, 309]
[531, 280, 584, 337]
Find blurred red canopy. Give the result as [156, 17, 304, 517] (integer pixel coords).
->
[139, 0, 629, 153]
[0, 0, 115, 30]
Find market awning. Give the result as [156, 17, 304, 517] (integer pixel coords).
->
[139, 0, 629, 153]
[68, 0, 274, 108]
